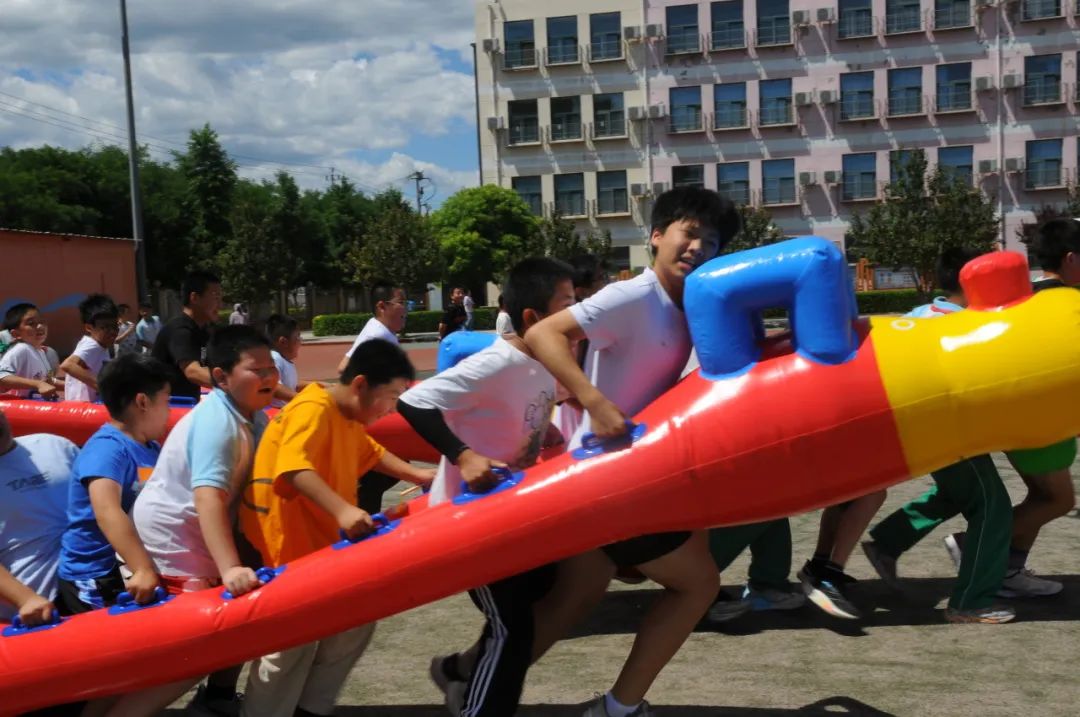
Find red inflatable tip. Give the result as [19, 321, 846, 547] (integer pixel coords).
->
[960, 251, 1032, 311]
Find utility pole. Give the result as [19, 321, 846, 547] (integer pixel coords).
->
[411, 170, 425, 213]
[119, 0, 149, 304]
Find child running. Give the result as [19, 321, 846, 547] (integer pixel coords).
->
[60, 293, 120, 403]
[0, 303, 63, 399]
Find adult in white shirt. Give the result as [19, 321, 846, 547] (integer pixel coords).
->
[463, 290, 475, 330]
[336, 283, 407, 375]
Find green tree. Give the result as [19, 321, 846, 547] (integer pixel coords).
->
[1017, 185, 1080, 250]
[723, 205, 786, 254]
[176, 124, 238, 270]
[216, 183, 292, 312]
[846, 150, 998, 293]
[349, 200, 442, 293]
[536, 212, 613, 264]
[430, 185, 541, 287]
[318, 176, 376, 284]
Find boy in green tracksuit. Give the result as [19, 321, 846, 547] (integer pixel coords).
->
[861, 247, 1015, 624]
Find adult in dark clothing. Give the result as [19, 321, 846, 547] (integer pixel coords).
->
[438, 287, 468, 340]
[151, 271, 222, 400]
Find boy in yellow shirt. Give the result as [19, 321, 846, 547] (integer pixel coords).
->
[240, 338, 434, 717]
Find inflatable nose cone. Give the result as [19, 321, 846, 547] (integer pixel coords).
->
[961, 251, 1033, 311]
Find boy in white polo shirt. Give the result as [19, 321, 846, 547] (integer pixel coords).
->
[525, 187, 741, 717]
[336, 283, 407, 374]
[60, 294, 120, 403]
[0, 303, 63, 399]
[267, 314, 305, 409]
[398, 257, 575, 717]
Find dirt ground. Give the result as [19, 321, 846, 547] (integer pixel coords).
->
[166, 454, 1080, 717]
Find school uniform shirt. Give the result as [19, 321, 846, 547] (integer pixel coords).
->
[344, 318, 399, 359]
[0, 342, 53, 397]
[152, 313, 211, 400]
[240, 383, 385, 567]
[270, 350, 298, 409]
[133, 389, 268, 579]
[63, 335, 111, 403]
[59, 424, 160, 581]
[400, 338, 556, 507]
[135, 315, 163, 349]
[495, 311, 514, 337]
[0, 434, 78, 621]
[567, 268, 691, 449]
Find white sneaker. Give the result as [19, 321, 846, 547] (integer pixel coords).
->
[997, 568, 1063, 598]
[581, 694, 654, 716]
[943, 533, 964, 571]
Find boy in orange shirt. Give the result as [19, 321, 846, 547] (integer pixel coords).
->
[239, 338, 434, 717]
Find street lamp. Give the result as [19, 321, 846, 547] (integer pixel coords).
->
[119, 0, 149, 304]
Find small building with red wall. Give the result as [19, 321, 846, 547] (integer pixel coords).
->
[0, 228, 137, 356]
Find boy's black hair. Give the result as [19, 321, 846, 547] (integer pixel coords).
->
[371, 282, 402, 308]
[1032, 218, 1080, 272]
[181, 270, 221, 307]
[569, 254, 606, 290]
[78, 293, 119, 325]
[503, 257, 574, 335]
[265, 313, 299, 343]
[206, 325, 272, 380]
[139, 302, 153, 310]
[118, 303, 131, 313]
[937, 246, 986, 294]
[98, 353, 172, 419]
[3, 303, 37, 332]
[649, 187, 742, 256]
[341, 338, 415, 386]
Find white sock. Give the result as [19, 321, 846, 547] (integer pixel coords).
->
[604, 691, 640, 717]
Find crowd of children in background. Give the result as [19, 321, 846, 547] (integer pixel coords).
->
[1, 192, 1080, 717]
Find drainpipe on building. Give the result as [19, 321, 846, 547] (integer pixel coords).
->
[642, 0, 653, 250]
[995, 3, 1006, 248]
[472, 42, 484, 186]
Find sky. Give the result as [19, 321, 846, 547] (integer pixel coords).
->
[0, 0, 480, 204]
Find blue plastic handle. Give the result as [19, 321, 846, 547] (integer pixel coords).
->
[2, 610, 63, 638]
[168, 396, 198, 407]
[571, 422, 647, 461]
[332, 512, 399, 550]
[108, 586, 173, 615]
[222, 565, 287, 600]
[452, 466, 524, 505]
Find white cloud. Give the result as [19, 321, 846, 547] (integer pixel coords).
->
[0, 0, 479, 199]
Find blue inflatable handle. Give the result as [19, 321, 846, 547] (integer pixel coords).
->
[168, 396, 198, 407]
[452, 466, 525, 505]
[572, 422, 647, 460]
[222, 565, 287, 600]
[2, 610, 63, 638]
[332, 512, 399, 550]
[108, 586, 172, 615]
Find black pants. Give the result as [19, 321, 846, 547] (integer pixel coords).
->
[460, 566, 556, 717]
[357, 470, 400, 515]
[56, 566, 125, 615]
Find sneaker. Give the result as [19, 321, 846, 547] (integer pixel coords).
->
[430, 654, 468, 697]
[943, 533, 965, 571]
[445, 680, 466, 716]
[745, 584, 806, 611]
[997, 568, 1063, 598]
[185, 685, 243, 717]
[706, 590, 752, 623]
[581, 694, 654, 716]
[944, 604, 1016, 624]
[862, 541, 902, 591]
[797, 562, 861, 620]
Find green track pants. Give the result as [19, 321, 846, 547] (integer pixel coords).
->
[709, 519, 792, 591]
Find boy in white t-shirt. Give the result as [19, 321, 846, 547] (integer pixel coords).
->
[267, 314, 305, 409]
[525, 187, 741, 717]
[398, 258, 575, 717]
[60, 293, 120, 403]
[0, 303, 63, 399]
[336, 283, 406, 375]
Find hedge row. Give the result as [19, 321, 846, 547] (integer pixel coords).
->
[313, 293, 924, 337]
[313, 307, 497, 337]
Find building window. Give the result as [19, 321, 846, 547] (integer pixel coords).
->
[508, 99, 539, 144]
[1022, 0, 1062, 20]
[938, 146, 974, 186]
[711, 1, 746, 49]
[840, 72, 875, 120]
[838, 0, 874, 38]
[590, 12, 623, 61]
[717, 162, 751, 205]
[593, 93, 626, 138]
[512, 176, 543, 215]
[546, 16, 580, 65]
[714, 82, 748, 128]
[666, 4, 701, 54]
[669, 86, 703, 132]
[1024, 54, 1062, 106]
[1025, 139, 1063, 189]
[756, 0, 791, 45]
[597, 171, 629, 214]
[762, 158, 796, 205]
[934, 0, 971, 28]
[890, 149, 915, 183]
[555, 173, 586, 216]
[759, 78, 793, 126]
[888, 67, 923, 116]
[504, 20, 537, 69]
[842, 153, 878, 200]
[673, 165, 706, 189]
[550, 97, 582, 141]
[936, 62, 972, 111]
[886, 0, 923, 33]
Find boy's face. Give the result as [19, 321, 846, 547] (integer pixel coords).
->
[190, 283, 224, 323]
[379, 289, 408, 333]
[277, 330, 303, 360]
[136, 386, 173, 442]
[139, 306, 152, 320]
[650, 218, 722, 295]
[521, 278, 576, 335]
[88, 317, 120, 348]
[353, 376, 410, 426]
[12, 309, 46, 347]
[215, 346, 279, 413]
[450, 288, 465, 305]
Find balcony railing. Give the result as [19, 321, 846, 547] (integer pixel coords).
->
[596, 193, 629, 215]
[710, 24, 746, 49]
[593, 115, 627, 138]
[1022, 0, 1062, 19]
[714, 105, 749, 129]
[1024, 80, 1063, 106]
[508, 121, 540, 145]
[549, 120, 583, 142]
[888, 91, 924, 116]
[718, 184, 751, 206]
[837, 11, 875, 38]
[934, 4, 973, 28]
[759, 102, 794, 126]
[589, 39, 623, 62]
[666, 28, 702, 54]
[554, 195, 587, 217]
[840, 94, 875, 120]
[756, 18, 792, 46]
[546, 43, 581, 65]
[669, 107, 704, 132]
[843, 175, 879, 200]
[936, 85, 972, 112]
[885, 8, 923, 33]
[1025, 164, 1063, 189]
[504, 46, 538, 69]
[761, 180, 798, 205]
